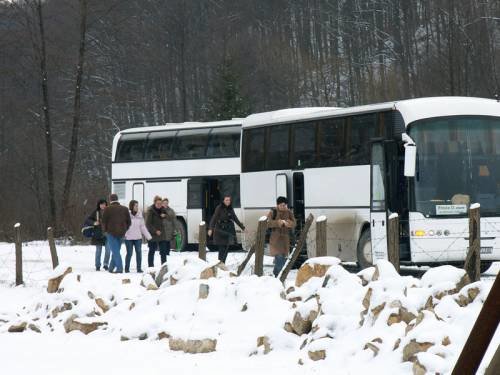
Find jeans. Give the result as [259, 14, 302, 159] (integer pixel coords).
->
[217, 245, 230, 263]
[273, 254, 287, 277]
[125, 239, 142, 272]
[95, 242, 110, 269]
[106, 234, 123, 273]
[148, 240, 170, 267]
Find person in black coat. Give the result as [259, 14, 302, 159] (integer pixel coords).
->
[208, 195, 245, 263]
[85, 198, 110, 271]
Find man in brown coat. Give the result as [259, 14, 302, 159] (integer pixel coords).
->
[102, 193, 131, 273]
[267, 196, 296, 277]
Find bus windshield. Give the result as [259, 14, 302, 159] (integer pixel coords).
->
[409, 116, 500, 217]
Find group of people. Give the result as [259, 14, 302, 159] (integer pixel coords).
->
[207, 194, 295, 277]
[85, 194, 179, 273]
[86, 193, 296, 277]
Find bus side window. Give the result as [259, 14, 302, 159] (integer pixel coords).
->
[292, 122, 316, 168]
[242, 128, 266, 172]
[350, 114, 377, 164]
[266, 125, 290, 170]
[318, 118, 345, 167]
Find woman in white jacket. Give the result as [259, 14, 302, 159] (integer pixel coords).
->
[124, 200, 152, 272]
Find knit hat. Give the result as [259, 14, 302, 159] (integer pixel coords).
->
[109, 193, 119, 203]
[276, 196, 288, 205]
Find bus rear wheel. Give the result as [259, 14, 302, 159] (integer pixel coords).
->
[357, 230, 373, 270]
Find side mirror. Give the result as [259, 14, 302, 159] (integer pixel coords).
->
[404, 144, 416, 177]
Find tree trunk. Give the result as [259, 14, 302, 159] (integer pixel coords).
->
[61, 0, 88, 229]
[36, 0, 57, 230]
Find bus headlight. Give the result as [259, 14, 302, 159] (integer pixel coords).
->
[413, 230, 426, 237]
[428, 230, 435, 236]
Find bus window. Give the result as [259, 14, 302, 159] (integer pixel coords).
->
[219, 176, 241, 207]
[292, 122, 317, 168]
[318, 118, 346, 167]
[242, 128, 266, 172]
[144, 130, 177, 160]
[349, 114, 378, 164]
[187, 178, 203, 209]
[173, 128, 210, 159]
[266, 125, 290, 170]
[116, 134, 147, 161]
[206, 126, 240, 158]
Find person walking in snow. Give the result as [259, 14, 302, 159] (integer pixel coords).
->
[267, 196, 296, 277]
[101, 193, 131, 273]
[146, 196, 170, 267]
[85, 198, 110, 271]
[124, 200, 151, 273]
[208, 195, 245, 263]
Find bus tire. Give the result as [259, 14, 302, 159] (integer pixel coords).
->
[357, 230, 373, 270]
[175, 218, 187, 251]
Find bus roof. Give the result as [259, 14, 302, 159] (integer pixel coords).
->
[242, 97, 500, 128]
[119, 119, 242, 135]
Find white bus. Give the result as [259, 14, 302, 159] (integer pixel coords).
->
[240, 97, 500, 269]
[111, 120, 242, 249]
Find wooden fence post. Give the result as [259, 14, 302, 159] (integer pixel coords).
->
[14, 223, 23, 286]
[464, 203, 481, 282]
[451, 272, 500, 375]
[387, 213, 400, 273]
[198, 222, 207, 261]
[47, 227, 59, 269]
[315, 216, 327, 257]
[253, 217, 268, 276]
[237, 244, 255, 276]
[279, 214, 314, 283]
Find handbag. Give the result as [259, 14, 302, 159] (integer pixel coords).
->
[81, 225, 95, 238]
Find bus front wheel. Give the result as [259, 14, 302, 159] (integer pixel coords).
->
[357, 230, 373, 270]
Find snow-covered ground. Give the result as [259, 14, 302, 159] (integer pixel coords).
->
[0, 241, 498, 374]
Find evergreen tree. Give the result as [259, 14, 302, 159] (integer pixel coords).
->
[205, 58, 251, 121]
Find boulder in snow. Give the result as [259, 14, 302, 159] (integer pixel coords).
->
[169, 337, 217, 354]
[308, 349, 326, 361]
[256, 336, 272, 354]
[8, 322, 27, 333]
[47, 266, 72, 293]
[402, 339, 434, 362]
[199, 284, 209, 299]
[64, 314, 107, 335]
[295, 257, 340, 287]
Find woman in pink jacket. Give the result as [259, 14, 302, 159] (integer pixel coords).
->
[124, 200, 152, 272]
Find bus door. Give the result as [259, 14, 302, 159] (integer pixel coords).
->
[202, 178, 221, 228]
[132, 182, 145, 213]
[370, 142, 389, 262]
[292, 172, 305, 233]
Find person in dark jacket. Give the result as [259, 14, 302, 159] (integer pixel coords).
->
[146, 196, 170, 267]
[267, 196, 296, 277]
[85, 198, 110, 271]
[101, 193, 131, 273]
[208, 195, 245, 263]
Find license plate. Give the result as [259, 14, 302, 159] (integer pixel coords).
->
[480, 247, 493, 254]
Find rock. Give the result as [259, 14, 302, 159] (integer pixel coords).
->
[413, 359, 426, 375]
[87, 291, 95, 299]
[403, 339, 433, 362]
[155, 264, 169, 287]
[138, 333, 148, 340]
[51, 302, 73, 318]
[200, 265, 217, 280]
[141, 274, 158, 290]
[467, 287, 480, 303]
[76, 274, 81, 282]
[308, 350, 326, 361]
[362, 288, 373, 312]
[129, 302, 136, 311]
[8, 322, 27, 333]
[47, 266, 72, 293]
[372, 337, 383, 344]
[158, 331, 170, 340]
[241, 303, 248, 312]
[168, 337, 217, 354]
[364, 342, 379, 356]
[170, 276, 178, 286]
[64, 314, 107, 335]
[199, 284, 209, 299]
[28, 323, 41, 333]
[296, 262, 332, 287]
[286, 286, 295, 294]
[284, 322, 294, 333]
[216, 262, 228, 271]
[387, 307, 416, 326]
[95, 298, 109, 313]
[298, 358, 304, 365]
[455, 294, 469, 307]
[122, 279, 131, 284]
[120, 336, 129, 341]
[257, 336, 272, 354]
[393, 338, 401, 350]
[290, 307, 319, 336]
[442, 336, 451, 346]
[371, 302, 386, 321]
